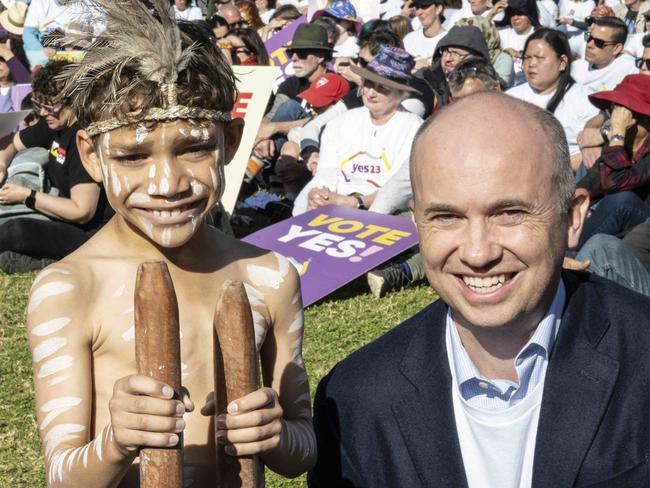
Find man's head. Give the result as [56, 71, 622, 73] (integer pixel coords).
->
[286, 23, 333, 80]
[410, 93, 587, 332]
[435, 26, 490, 76]
[469, 0, 491, 15]
[640, 33, 650, 74]
[411, 0, 444, 30]
[219, 3, 243, 27]
[175, 0, 189, 11]
[63, 3, 243, 249]
[447, 58, 501, 98]
[31, 60, 76, 130]
[585, 17, 627, 68]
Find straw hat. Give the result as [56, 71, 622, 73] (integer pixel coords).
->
[0, 2, 28, 36]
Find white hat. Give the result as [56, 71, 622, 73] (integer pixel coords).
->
[0, 2, 28, 36]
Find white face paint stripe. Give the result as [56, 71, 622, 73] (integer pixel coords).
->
[147, 182, 157, 195]
[38, 355, 74, 379]
[114, 284, 125, 297]
[148, 164, 156, 179]
[32, 269, 71, 288]
[40, 397, 83, 429]
[122, 325, 135, 342]
[159, 177, 170, 194]
[29, 282, 74, 314]
[43, 423, 85, 458]
[110, 166, 122, 196]
[135, 123, 148, 143]
[31, 317, 72, 337]
[33, 337, 67, 363]
[128, 192, 151, 205]
[162, 227, 172, 246]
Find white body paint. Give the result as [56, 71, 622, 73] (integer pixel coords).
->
[127, 192, 151, 205]
[135, 123, 148, 143]
[148, 164, 156, 179]
[43, 423, 85, 458]
[113, 284, 125, 297]
[121, 325, 135, 342]
[33, 337, 67, 362]
[48, 376, 69, 386]
[31, 317, 72, 337]
[38, 355, 74, 379]
[159, 177, 170, 194]
[40, 396, 83, 430]
[110, 167, 122, 196]
[32, 269, 71, 288]
[29, 282, 74, 314]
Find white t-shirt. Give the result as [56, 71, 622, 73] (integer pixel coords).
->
[500, 27, 534, 86]
[571, 54, 639, 93]
[506, 82, 599, 155]
[293, 107, 423, 215]
[403, 28, 447, 60]
[447, 5, 503, 26]
[24, 0, 94, 34]
[557, 0, 595, 35]
[625, 32, 646, 59]
[537, 0, 559, 28]
[334, 35, 359, 58]
[260, 9, 275, 24]
[174, 6, 204, 21]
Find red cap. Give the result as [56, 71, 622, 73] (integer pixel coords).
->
[298, 74, 350, 109]
[589, 5, 615, 17]
[589, 74, 650, 116]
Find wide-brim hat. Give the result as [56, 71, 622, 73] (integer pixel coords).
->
[0, 2, 27, 36]
[589, 74, 650, 116]
[283, 23, 334, 51]
[350, 45, 421, 94]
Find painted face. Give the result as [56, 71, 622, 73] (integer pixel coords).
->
[361, 80, 403, 118]
[584, 25, 621, 68]
[523, 39, 567, 94]
[96, 119, 225, 248]
[469, 0, 491, 15]
[411, 113, 569, 332]
[511, 13, 532, 34]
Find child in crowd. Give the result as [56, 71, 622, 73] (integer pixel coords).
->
[26, 1, 315, 486]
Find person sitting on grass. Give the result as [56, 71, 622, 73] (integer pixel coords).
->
[25, 1, 315, 486]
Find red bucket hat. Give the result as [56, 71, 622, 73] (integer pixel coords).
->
[589, 74, 650, 116]
[298, 73, 350, 108]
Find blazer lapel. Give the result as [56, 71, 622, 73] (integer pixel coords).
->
[392, 301, 469, 488]
[533, 273, 620, 488]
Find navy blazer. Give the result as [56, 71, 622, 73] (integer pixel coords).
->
[308, 272, 650, 487]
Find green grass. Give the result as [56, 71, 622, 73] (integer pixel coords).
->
[0, 273, 436, 487]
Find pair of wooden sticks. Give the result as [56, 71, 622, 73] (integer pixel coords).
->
[134, 261, 262, 487]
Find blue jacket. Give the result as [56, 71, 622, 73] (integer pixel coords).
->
[309, 271, 650, 487]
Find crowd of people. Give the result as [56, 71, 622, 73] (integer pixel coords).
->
[3, 0, 650, 486]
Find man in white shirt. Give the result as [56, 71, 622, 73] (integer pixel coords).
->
[174, 0, 204, 21]
[309, 92, 650, 488]
[403, 0, 447, 69]
[572, 16, 639, 91]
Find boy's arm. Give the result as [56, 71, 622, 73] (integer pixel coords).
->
[27, 265, 189, 487]
[215, 253, 316, 478]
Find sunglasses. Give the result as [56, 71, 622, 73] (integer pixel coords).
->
[286, 49, 320, 59]
[636, 58, 650, 70]
[32, 99, 64, 117]
[584, 32, 619, 49]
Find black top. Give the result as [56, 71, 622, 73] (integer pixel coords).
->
[276, 75, 311, 100]
[19, 119, 113, 230]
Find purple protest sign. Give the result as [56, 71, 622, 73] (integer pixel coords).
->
[242, 205, 419, 306]
[264, 16, 307, 80]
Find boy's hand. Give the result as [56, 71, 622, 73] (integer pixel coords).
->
[202, 387, 284, 456]
[109, 375, 194, 457]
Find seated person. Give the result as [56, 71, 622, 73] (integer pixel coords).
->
[494, 0, 539, 85]
[506, 28, 599, 170]
[292, 45, 423, 215]
[0, 60, 113, 273]
[25, 4, 315, 486]
[312, 0, 361, 58]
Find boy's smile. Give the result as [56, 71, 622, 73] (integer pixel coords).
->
[95, 119, 225, 248]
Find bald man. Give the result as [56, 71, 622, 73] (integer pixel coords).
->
[309, 93, 650, 488]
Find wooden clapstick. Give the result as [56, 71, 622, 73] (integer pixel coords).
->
[213, 280, 263, 488]
[134, 261, 183, 488]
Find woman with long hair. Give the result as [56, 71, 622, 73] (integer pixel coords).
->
[221, 27, 270, 65]
[507, 28, 598, 167]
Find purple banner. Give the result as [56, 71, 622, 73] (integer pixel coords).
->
[264, 16, 307, 80]
[242, 205, 419, 306]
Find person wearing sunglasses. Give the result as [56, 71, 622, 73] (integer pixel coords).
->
[0, 60, 113, 273]
[403, 0, 447, 70]
[637, 33, 650, 72]
[571, 16, 638, 93]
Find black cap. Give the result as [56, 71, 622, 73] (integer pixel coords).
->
[411, 0, 445, 7]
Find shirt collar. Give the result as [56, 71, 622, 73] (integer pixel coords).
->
[447, 279, 566, 387]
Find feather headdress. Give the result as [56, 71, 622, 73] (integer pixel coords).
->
[59, 0, 234, 136]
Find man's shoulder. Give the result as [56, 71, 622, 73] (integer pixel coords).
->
[322, 299, 446, 396]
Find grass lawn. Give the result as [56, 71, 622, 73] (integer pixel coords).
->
[0, 272, 437, 487]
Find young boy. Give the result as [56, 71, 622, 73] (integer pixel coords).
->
[25, 2, 315, 486]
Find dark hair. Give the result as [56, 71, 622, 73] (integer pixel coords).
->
[208, 13, 229, 29]
[359, 30, 403, 54]
[358, 19, 394, 45]
[592, 16, 628, 45]
[643, 33, 650, 48]
[227, 27, 270, 64]
[523, 28, 574, 113]
[447, 57, 500, 92]
[270, 4, 301, 22]
[74, 20, 237, 130]
[313, 16, 340, 45]
[32, 60, 71, 100]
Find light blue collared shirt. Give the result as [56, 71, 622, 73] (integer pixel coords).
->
[446, 280, 566, 411]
